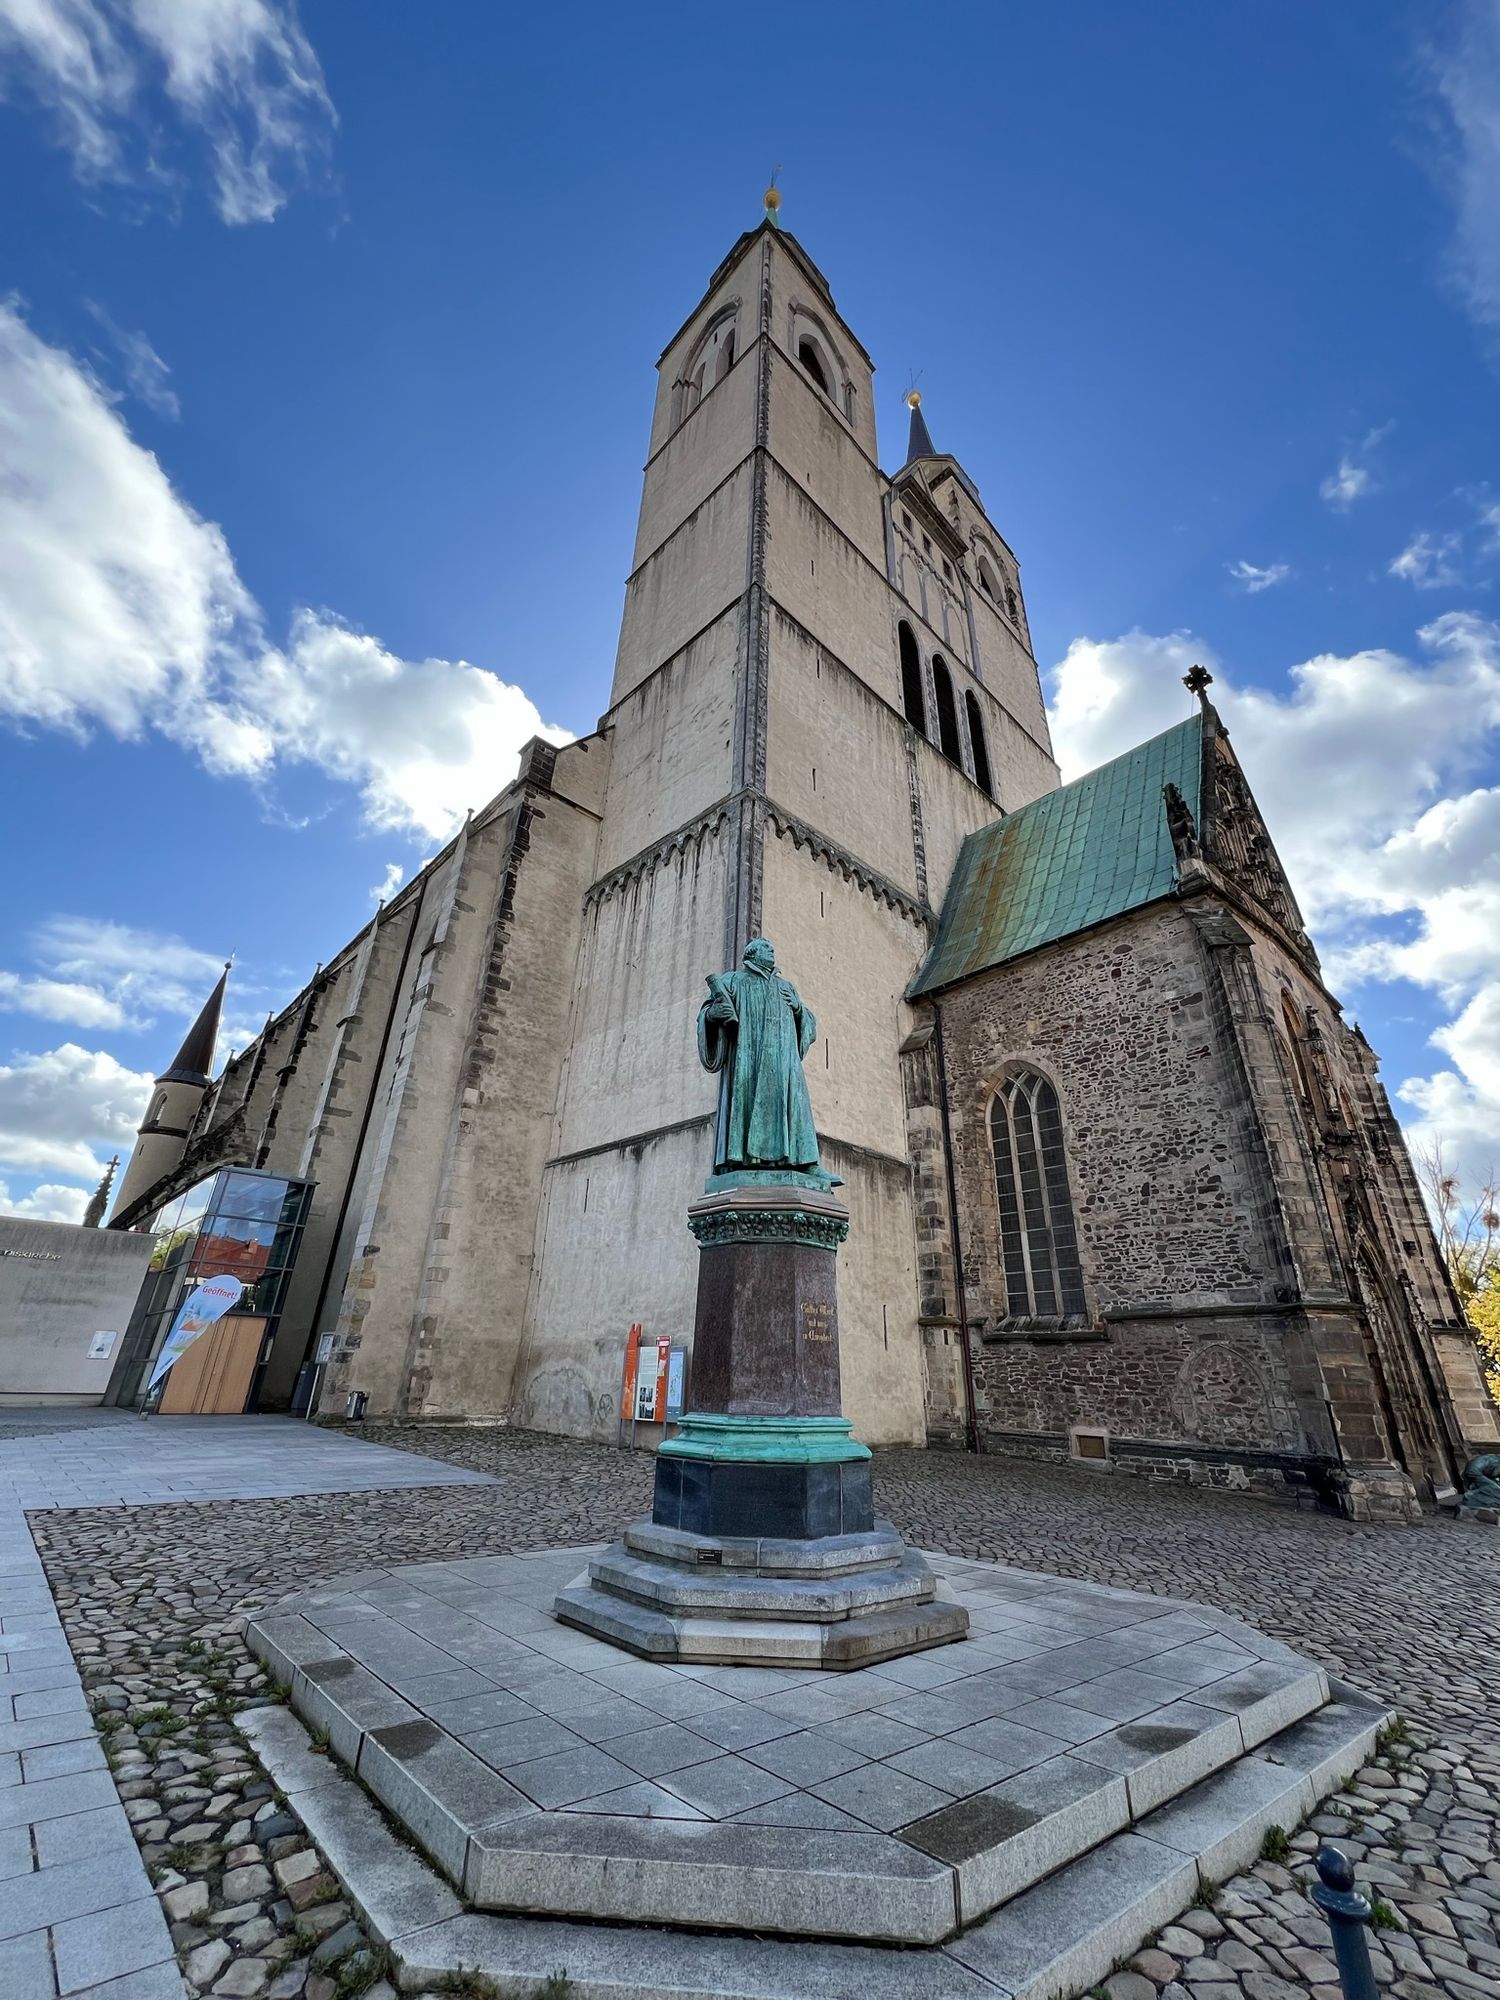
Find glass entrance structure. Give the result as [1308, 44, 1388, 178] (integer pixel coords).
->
[110, 1167, 313, 1412]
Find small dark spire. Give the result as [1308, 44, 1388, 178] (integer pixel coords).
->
[82, 1155, 119, 1229]
[160, 961, 229, 1087]
[904, 389, 936, 462]
[1183, 663, 1214, 707]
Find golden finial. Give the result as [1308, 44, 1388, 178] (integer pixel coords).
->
[905, 389, 923, 410]
[764, 164, 782, 226]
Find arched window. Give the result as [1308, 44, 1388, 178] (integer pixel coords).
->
[716, 328, 735, 383]
[990, 1071, 1086, 1319]
[932, 656, 961, 765]
[675, 310, 738, 425]
[898, 622, 926, 733]
[977, 552, 1001, 601]
[965, 690, 994, 798]
[798, 338, 830, 395]
[147, 1090, 168, 1128]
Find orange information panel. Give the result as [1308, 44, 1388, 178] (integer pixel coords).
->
[619, 1322, 643, 1423]
[653, 1334, 671, 1423]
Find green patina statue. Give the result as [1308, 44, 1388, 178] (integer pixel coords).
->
[697, 937, 836, 1185]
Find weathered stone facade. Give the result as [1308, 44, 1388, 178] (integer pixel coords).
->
[108, 218, 1497, 1515]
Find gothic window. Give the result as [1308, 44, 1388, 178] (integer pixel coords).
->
[798, 338, 830, 395]
[898, 621, 926, 733]
[932, 656, 962, 765]
[990, 1071, 1087, 1319]
[965, 689, 994, 798]
[977, 551, 1001, 601]
[675, 309, 738, 425]
[148, 1090, 168, 1128]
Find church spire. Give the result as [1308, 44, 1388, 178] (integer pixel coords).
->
[904, 388, 936, 463]
[82, 1155, 118, 1229]
[161, 962, 230, 1086]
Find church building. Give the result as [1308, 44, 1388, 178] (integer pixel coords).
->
[109, 216, 1497, 1521]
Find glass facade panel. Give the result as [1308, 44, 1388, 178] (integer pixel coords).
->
[111, 1165, 312, 1411]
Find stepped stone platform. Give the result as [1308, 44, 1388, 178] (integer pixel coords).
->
[246, 1544, 1387, 1994]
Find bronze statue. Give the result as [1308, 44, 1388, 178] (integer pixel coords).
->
[697, 937, 828, 1179]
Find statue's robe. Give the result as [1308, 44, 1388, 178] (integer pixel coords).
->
[698, 964, 819, 1172]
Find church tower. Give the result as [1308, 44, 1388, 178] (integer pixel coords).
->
[111, 964, 229, 1227]
[515, 216, 1060, 1444]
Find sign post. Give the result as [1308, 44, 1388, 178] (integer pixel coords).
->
[619, 1323, 643, 1448]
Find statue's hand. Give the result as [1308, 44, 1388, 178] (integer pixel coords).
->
[706, 995, 736, 1024]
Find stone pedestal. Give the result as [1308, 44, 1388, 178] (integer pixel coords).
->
[554, 1178, 968, 1666]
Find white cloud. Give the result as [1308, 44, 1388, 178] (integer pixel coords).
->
[0, 302, 567, 843]
[370, 861, 404, 906]
[0, 0, 334, 225]
[1389, 530, 1463, 589]
[0, 1178, 90, 1224]
[86, 303, 179, 419]
[1319, 422, 1393, 513]
[1426, 0, 1500, 344]
[32, 915, 225, 1021]
[0, 970, 128, 1029]
[0, 1042, 153, 1179]
[1048, 612, 1500, 1197]
[1320, 456, 1373, 510]
[1227, 559, 1291, 594]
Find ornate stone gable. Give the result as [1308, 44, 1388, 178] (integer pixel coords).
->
[1196, 725, 1315, 959]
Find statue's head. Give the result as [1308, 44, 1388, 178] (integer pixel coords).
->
[743, 937, 776, 973]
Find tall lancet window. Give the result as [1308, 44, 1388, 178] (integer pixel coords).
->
[932, 656, 962, 765]
[898, 622, 926, 733]
[965, 690, 994, 799]
[990, 1070, 1086, 1320]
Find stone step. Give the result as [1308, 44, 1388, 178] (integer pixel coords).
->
[243, 1688, 1390, 1999]
[586, 1542, 938, 1620]
[624, 1518, 909, 1577]
[554, 1574, 969, 1670]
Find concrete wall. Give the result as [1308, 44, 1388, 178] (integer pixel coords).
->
[0, 1220, 153, 1404]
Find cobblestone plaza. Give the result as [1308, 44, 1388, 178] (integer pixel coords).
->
[1, 1409, 1496, 1998]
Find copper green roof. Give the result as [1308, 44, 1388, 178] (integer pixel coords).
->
[911, 714, 1204, 995]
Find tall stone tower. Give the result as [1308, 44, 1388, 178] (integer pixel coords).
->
[112, 964, 229, 1226]
[515, 219, 1060, 1445]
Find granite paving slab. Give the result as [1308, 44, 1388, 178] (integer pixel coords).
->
[248, 1542, 1368, 1946]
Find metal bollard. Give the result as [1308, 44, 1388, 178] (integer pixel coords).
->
[1311, 1843, 1379, 2000]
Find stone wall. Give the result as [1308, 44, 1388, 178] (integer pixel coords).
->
[0, 1220, 153, 1404]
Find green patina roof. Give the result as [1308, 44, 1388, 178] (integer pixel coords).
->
[911, 713, 1204, 995]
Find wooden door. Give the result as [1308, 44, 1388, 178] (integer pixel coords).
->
[158, 1316, 266, 1415]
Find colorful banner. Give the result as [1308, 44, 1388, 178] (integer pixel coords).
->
[146, 1273, 245, 1394]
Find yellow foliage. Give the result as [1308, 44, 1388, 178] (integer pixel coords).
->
[1469, 1284, 1500, 1410]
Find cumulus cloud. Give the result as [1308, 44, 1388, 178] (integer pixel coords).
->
[0, 970, 128, 1029]
[1389, 530, 1463, 589]
[1227, 559, 1291, 594]
[31, 915, 226, 1023]
[1426, 0, 1500, 345]
[0, 1042, 153, 1180]
[0, 302, 567, 842]
[0, 1178, 90, 1224]
[0, 0, 335, 224]
[1048, 613, 1500, 1196]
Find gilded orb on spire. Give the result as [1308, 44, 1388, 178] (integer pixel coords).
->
[764, 165, 782, 226]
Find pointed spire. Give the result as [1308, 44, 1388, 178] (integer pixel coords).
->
[160, 962, 229, 1087]
[82, 1155, 118, 1229]
[904, 389, 936, 463]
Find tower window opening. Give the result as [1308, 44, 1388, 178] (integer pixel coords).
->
[965, 690, 994, 799]
[932, 656, 961, 765]
[977, 552, 1001, 601]
[1005, 583, 1020, 623]
[902, 511, 913, 532]
[990, 1070, 1086, 1319]
[898, 622, 926, 735]
[798, 339, 830, 395]
[716, 329, 735, 381]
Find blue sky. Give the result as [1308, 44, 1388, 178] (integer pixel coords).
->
[0, 1, 1498, 1220]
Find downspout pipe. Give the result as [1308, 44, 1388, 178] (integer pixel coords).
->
[932, 1000, 981, 1455]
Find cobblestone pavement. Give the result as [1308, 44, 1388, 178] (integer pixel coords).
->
[22, 1420, 1500, 2000]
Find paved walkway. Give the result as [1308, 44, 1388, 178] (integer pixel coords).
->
[0, 1410, 492, 2000]
[4, 1411, 1497, 2000]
